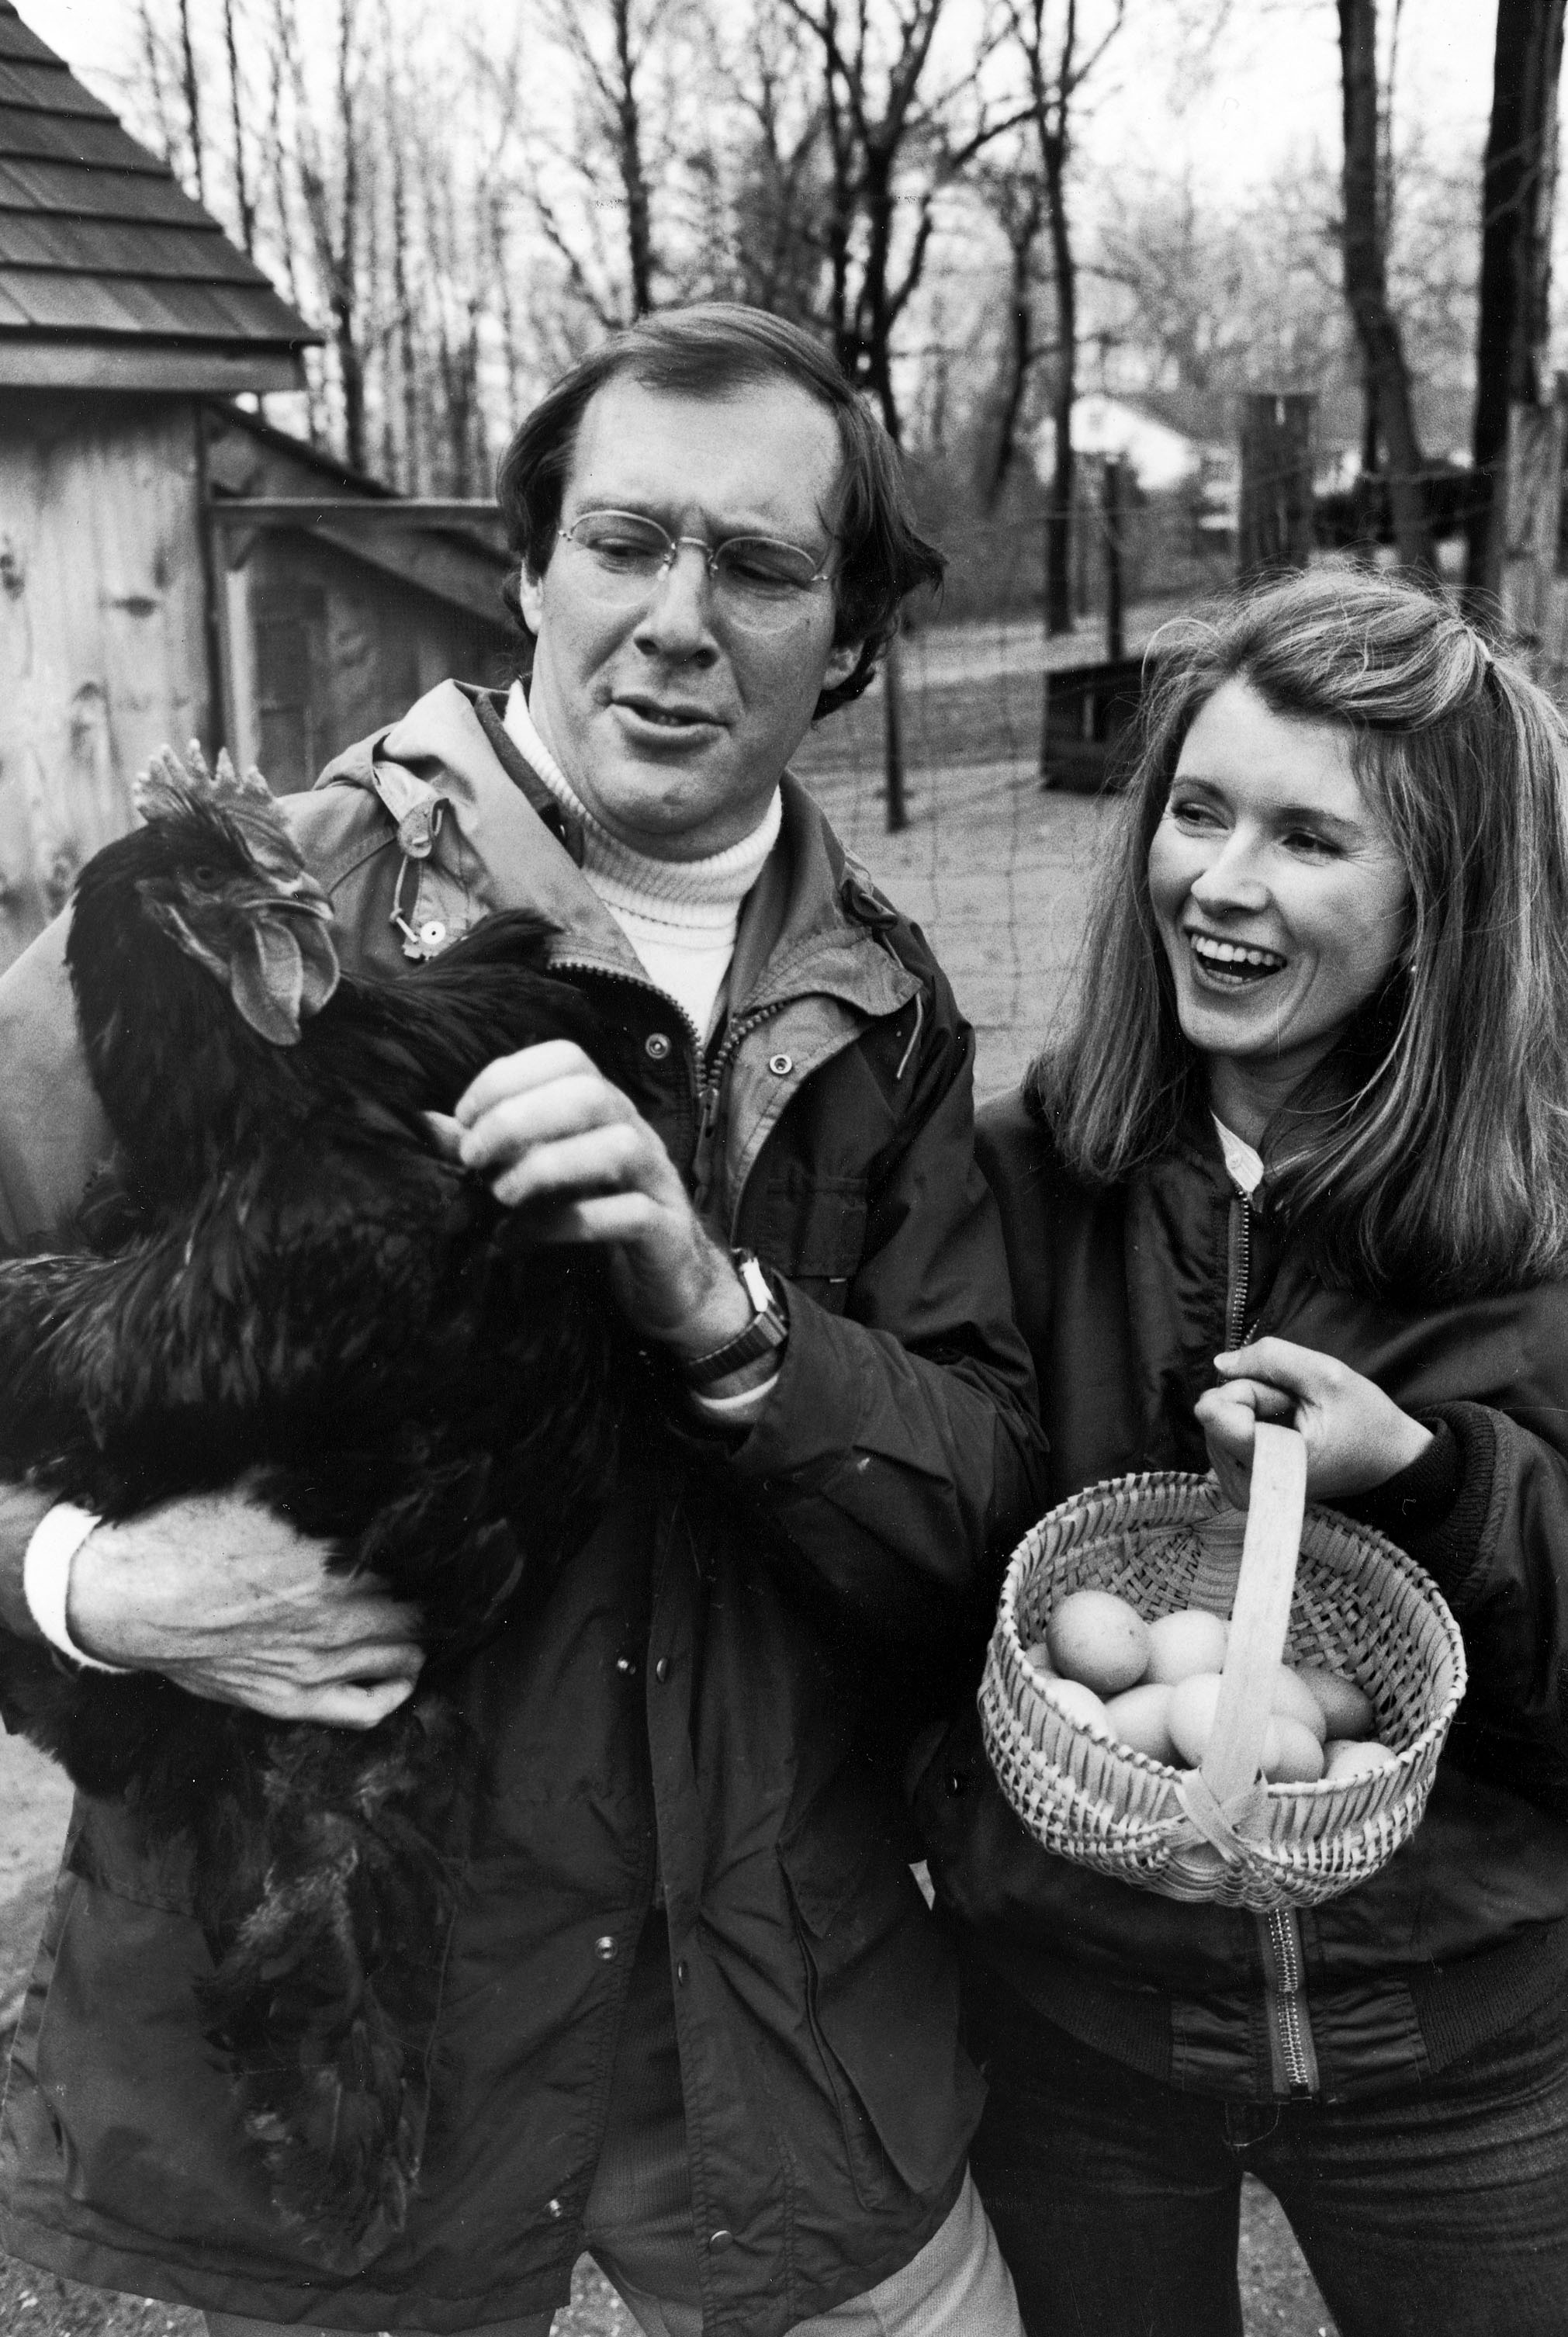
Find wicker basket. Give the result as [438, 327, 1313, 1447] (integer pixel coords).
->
[978, 1425, 1467, 1910]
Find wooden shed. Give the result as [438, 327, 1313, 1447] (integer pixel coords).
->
[0, 2, 514, 975]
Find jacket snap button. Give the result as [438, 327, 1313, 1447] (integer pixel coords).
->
[708, 2228, 733, 2252]
[645, 1031, 672, 1061]
[768, 1052, 793, 1076]
[594, 1934, 617, 1961]
[676, 1958, 689, 1986]
[546, 2196, 564, 2220]
[418, 919, 447, 947]
[655, 1657, 670, 1683]
[615, 1655, 638, 1677]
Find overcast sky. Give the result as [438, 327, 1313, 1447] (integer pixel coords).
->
[20, 0, 1497, 205]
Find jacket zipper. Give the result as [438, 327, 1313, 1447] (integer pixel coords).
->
[692, 1002, 787, 1222]
[1226, 1192, 1251, 1349]
[1261, 1907, 1321, 2097]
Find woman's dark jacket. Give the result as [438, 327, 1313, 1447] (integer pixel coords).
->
[916, 1089, 1568, 2106]
[0, 683, 1047, 2335]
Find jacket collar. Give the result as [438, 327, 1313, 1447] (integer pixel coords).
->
[316, 679, 917, 1027]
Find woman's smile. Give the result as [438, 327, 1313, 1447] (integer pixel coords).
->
[1184, 929, 1289, 987]
[1147, 677, 1411, 1140]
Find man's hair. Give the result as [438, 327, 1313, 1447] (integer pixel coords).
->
[1030, 566, 1568, 1300]
[493, 303, 944, 719]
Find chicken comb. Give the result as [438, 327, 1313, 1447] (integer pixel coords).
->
[133, 740, 341, 1045]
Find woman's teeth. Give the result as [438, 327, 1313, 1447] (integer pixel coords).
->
[1189, 934, 1286, 985]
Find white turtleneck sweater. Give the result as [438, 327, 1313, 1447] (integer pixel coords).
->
[504, 682, 779, 1043]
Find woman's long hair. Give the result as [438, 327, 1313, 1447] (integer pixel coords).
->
[1029, 568, 1568, 1298]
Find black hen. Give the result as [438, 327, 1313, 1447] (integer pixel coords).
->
[0, 747, 639, 2268]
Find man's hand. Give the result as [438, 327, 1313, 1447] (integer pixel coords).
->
[436, 1040, 753, 1359]
[1195, 1337, 1433, 1511]
[68, 1486, 423, 1727]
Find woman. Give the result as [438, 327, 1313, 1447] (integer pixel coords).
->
[916, 570, 1568, 2337]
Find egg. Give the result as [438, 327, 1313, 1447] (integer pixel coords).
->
[1295, 1665, 1377, 1742]
[1103, 1681, 1179, 1762]
[1324, 1737, 1399, 1781]
[1271, 1665, 1329, 1743]
[1262, 1716, 1326, 1783]
[1047, 1589, 1152, 1697]
[1146, 1608, 1230, 1685]
[1043, 1676, 1111, 1734]
[1022, 1638, 1057, 1676]
[1168, 1671, 1225, 1766]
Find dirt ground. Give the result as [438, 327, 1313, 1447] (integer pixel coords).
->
[0, 681, 1337, 2335]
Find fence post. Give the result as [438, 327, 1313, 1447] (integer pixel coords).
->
[883, 632, 907, 833]
[1499, 389, 1567, 670]
[1103, 455, 1125, 662]
[1237, 393, 1317, 583]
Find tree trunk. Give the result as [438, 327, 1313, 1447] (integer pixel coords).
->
[1337, 0, 1435, 574]
[1102, 455, 1124, 660]
[1464, 0, 1567, 602]
[223, 0, 255, 252]
[1042, 126, 1075, 635]
[613, 0, 656, 317]
[178, 0, 206, 203]
[979, 180, 1044, 513]
[1238, 393, 1317, 583]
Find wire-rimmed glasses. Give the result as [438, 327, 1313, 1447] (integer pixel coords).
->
[556, 509, 834, 633]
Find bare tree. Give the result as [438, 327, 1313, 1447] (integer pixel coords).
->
[274, 0, 370, 471]
[972, 165, 1047, 511]
[513, 0, 711, 331]
[223, 0, 257, 254]
[1337, 0, 1435, 573]
[177, 0, 208, 204]
[781, 0, 1032, 443]
[136, 0, 176, 166]
[996, 0, 1126, 635]
[1464, 0, 1567, 601]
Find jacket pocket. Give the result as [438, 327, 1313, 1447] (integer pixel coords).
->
[751, 1171, 868, 1314]
[778, 1825, 981, 2205]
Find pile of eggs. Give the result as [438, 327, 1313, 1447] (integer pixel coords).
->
[1026, 1589, 1397, 1785]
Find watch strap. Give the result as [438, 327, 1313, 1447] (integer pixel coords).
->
[678, 1252, 787, 1389]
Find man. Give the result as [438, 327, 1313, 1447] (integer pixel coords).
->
[0, 306, 1044, 2337]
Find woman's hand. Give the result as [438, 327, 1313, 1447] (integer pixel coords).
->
[1194, 1336, 1432, 1509]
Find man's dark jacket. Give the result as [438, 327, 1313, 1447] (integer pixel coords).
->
[0, 684, 1047, 2335]
[917, 1092, 1568, 2107]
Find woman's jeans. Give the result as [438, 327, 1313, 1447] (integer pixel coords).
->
[965, 1970, 1568, 2337]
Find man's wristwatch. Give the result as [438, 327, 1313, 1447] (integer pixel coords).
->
[677, 1251, 788, 1389]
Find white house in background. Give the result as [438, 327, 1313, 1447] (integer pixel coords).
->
[1035, 395, 1227, 492]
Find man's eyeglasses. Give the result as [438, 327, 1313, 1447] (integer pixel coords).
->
[556, 510, 834, 634]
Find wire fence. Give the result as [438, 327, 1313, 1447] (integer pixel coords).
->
[791, 585, 1202, 1100]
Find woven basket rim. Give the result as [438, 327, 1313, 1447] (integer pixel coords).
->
[992, 1463, 1468, 1817]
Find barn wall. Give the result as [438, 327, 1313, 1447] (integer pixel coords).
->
[232, 529, 515, 793]
[0, 390, 210, 971]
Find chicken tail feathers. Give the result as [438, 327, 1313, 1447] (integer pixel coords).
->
[197, 1696, 468, 2268]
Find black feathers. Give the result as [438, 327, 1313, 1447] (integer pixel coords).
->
[0, 750, 636, 2267]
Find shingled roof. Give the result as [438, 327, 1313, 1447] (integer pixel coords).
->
[0, 2, 318, 390]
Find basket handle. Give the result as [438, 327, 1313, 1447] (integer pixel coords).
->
[1199, 1422, 1308, 1805]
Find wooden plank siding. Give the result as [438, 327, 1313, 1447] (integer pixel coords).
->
[0, 390, 210, 968]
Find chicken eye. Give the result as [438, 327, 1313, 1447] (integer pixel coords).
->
[188, 864, 222, 888]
